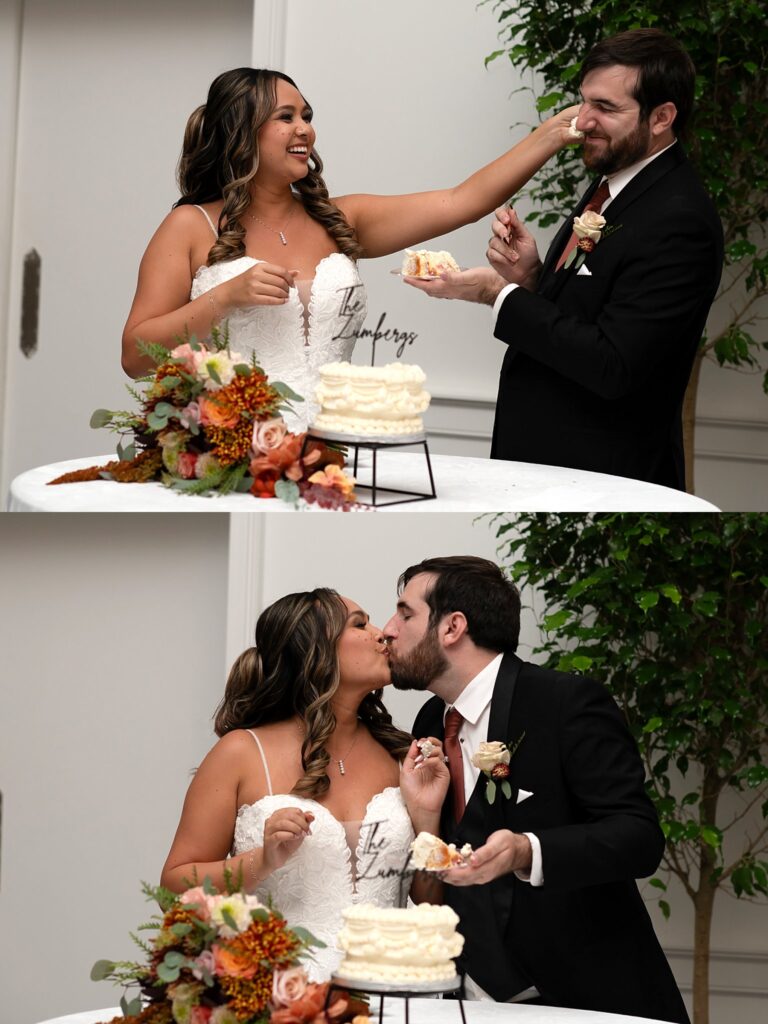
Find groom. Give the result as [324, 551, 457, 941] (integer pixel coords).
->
[384, 555, 689, 1023]
[405, 29, 723, 489]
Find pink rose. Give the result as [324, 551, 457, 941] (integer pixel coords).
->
[189, 1008, 212, 1024]
[272, 967, 309, 1008]
[180, 886, 211, 922]
[170, 342, 199, 374]
[253, 417, 288, 455]
[179, 401, 201, 429]
[177, 451, 199, 479]
[192, 949, 216, 980]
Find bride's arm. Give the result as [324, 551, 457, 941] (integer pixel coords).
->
[160, 731, 311, 893]
[121, 207, 297, 378]
[334, 106, 580, 260]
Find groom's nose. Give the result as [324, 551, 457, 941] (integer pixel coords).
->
[382, 615, 398, 640]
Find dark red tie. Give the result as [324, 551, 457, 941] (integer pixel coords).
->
[444, 707, 465, 823]
[555, 179, 611, 271]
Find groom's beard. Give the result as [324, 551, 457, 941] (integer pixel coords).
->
[389, 628, 448, 691]
[583, 116, 651, 176]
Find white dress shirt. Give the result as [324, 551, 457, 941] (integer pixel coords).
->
[492, 140, 678, 318]
[445, 653, 543, 885]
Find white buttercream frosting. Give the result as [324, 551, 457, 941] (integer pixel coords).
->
[336, 902, 464, 983]
[312, 361, 431, 437]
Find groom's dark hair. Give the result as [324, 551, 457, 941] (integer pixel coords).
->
[398, 555, 520, 653]
[579, 28, 696, 140]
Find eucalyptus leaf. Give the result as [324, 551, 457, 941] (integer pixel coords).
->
[486, 779, 497, 804]
[90, 409, 114, 429]
[501, 780, 512, 800]
[90, 959, 115, 981]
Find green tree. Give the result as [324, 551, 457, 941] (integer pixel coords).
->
[492, 513, 768, 1024]
[482, 0, 768, 490]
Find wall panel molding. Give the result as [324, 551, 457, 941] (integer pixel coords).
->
[251, 0, 286, 69]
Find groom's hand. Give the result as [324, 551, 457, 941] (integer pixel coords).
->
[488, 206, 542, 291]
[403, 267, 506, 306]
[440, 829, 532, 885]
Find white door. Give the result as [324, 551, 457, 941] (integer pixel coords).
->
[0, 0, 253, 491]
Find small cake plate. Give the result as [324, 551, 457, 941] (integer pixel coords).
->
[330, 974, 461, 994]
[308, 426, 427, 446]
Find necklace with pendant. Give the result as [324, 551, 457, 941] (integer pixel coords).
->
[330, 725, 360, 777]
[248, 200, 296, 245]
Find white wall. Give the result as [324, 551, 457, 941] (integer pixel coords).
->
[0, 514, 230, 1024]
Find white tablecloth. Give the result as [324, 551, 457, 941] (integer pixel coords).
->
[9, 453, 718, 512]
[35, 1002, 678, 1024]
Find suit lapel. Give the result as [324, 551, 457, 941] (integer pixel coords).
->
[455, 653, 524, 840]
[539, 176, 604, 286]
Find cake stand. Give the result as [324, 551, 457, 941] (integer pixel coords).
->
[329, 974, 467, 1024]
[302, 429, 436, 507]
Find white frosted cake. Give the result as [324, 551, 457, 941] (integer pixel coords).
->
[401, 249, 460, 277]
[312, 362, 430, 438]
[336, 903, 464, 985]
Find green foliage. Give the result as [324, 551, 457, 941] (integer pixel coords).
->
[493, 513, 768, 909]
[482, 0, 768, 388]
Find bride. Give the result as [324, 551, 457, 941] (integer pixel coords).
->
[122, 67, 579, 430]
[161, 588, 449, 979]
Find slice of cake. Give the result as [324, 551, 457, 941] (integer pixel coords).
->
[410, 832, 472, 871]
[312, 362, 430, 438]
[401, 249, 460, 278]
[336, 903, 464, 985]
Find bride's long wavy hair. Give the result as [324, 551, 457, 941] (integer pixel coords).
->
[176, 68, 363, 265]
[214, 589, 412, 799]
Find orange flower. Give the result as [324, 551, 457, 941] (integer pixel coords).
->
[198, 396, 240, 429]
[307, 464, 355, 497]
[212, 943, 257, 979]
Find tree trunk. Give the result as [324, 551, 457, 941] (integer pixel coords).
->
[692, 863, 717, 1024]
[683, 348, 704, 494]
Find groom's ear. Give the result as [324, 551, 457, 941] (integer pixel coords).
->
[440, 611, 469, 648]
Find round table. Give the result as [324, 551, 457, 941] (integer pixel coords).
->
[35, 1003, 678, 1024]
[9, 453, 718, 512]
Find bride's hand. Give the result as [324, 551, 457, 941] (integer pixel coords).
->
[218, 263, 299, 311]
[537, 103, 584, 150]
[262, 807, 314, 873]
[400, 737, 450, 828]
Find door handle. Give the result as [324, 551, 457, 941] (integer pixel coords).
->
[21, 248, 41, 357]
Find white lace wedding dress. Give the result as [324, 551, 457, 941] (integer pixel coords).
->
[190, 210, 367, 432]
[232, 731, 414, 980]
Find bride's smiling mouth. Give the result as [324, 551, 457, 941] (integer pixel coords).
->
[287, 145, 309, 161]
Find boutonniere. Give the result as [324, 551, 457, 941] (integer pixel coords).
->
[565, 216, 623, 271]
[470, 733, 525, 805]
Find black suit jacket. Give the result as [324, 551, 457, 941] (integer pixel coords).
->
[412, 654, 689, 1023]
[490, 144, 723, 489]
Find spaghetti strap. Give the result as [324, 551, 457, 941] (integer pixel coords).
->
[193, 204, 218, 240]
[246, 729, 273, 796]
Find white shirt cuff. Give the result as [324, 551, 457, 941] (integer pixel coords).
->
[514, 832, 543, 886]
[492, 282, 518, 320]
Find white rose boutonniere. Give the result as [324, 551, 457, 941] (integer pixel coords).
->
[470, 732, 525, 804]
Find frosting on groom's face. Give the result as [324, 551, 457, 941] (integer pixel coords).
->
[577, 64, 654, 175]
[384, 574, 448, 691]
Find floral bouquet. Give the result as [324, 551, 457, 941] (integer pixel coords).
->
[49, 329, 357, 509]
[92, 879, 369, 1024]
